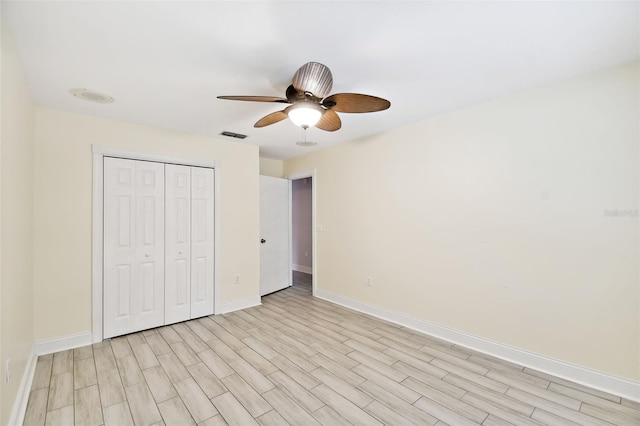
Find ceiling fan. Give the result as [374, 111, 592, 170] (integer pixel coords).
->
[217, 62, 390, 132]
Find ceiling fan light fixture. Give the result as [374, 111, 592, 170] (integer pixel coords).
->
[287, 103, 323, 128]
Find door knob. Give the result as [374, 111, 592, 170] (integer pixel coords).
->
[260, 239, 266, 244]
[145, 254, 150, 258]
[178, 251, 183, 255]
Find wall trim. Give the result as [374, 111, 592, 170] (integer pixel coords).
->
[220, 297, 261, 314]
[34, 332, 93, 356]
[8, 352, 37, 426]
[292, 264, 312, 274]
[315, 288, 640, 402]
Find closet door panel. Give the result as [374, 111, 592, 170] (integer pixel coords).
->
[135, 161, 166, 325]
[165, 164, 192, 324]
[190, 167, 215, 318]
[104, 158, 165, 338]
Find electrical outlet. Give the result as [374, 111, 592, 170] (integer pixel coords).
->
[234, 274, 241, 284]
[5, 359, 10, 383]
[367, 277, 373, 287]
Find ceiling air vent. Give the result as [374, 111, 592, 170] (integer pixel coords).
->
[220, 131, 247, 139]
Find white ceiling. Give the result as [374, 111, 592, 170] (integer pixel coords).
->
[3, 1, 638, 160]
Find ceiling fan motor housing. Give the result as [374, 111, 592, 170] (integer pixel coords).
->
[292, 62, 333, 99]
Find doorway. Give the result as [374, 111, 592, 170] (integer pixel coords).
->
[290, 173, 315, 294]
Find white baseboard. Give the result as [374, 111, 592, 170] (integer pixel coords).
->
[8, 351, 37, 426]
[219, 297, 262, 314]
[34, 332, 93, 356]
[315, 288, 640, 402]
[293, 264, 312, 274]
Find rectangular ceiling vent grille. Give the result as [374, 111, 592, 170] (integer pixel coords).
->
[220, 131, 247, 139]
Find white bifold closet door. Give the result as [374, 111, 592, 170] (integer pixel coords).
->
[165, 164, 215, 324]
[104, 158, 215, 338]
[104, 158, 165, 339]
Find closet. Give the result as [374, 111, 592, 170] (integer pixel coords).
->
[103, 157, 214, 338]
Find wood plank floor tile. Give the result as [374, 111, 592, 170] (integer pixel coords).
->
[197, 349, 235, 379]
[116, 354, 145, 387]
[51, 350, 73, 375]
[269, 356, 321, 390]
[24, 388, 48, 426]
[352, 364, 420, 403]
[31, 355, 53, 390]
[414, 396, 483, 426]
[403, 376, 487, 423]
[44, 404, 74, 426]
[229, 357, 275, 394]
[211, 392, 259, 426]
[174, 377, 219, 422]
[171, 340, 201, 366]
[262, 387, 322, 426]
[197, 415, 229, 426]
[157, 396, 197, 425]
[96, 368, 127, 407]
[220, 373, 272, 417]
[311, 406, 354, 426]
[364, 400, 417, 426]
[311, 383, 383, 426]
[506, 388, 613, 426]
[73, 357, 97, 390]
[93, 346, 117, 372]
[460, 393, 543, 426]
[145, 333, 173, 356]
[255, 409, 290, 426]
[102, 401, 134, 426]
[132, 342, 161, 369]
[348, 350, 407, 382]
[579, 402, 640, 426]
[443, 373, 533, 416]
[267, 370, 324, 413]
[74, 384, 103, 426]
[47, 371, 73, 410]
[143, 365, 178, 403]
[110, 337, 134, 358]
[242, 336, 279, 360]
[124, 382, 163, 426]
[126, 332, 147, 347]
[187, 362, 227, 399]
[157, 351, 191, 383]
[358, 379, 439, 425]
[311, 366, 374, 408]
[237, 346, 279, 376]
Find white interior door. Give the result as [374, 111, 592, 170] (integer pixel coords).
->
[260, 175, 290, 296]
[165, 164, 192, 324]
[190, 167, 215, 318]
[104, 158, 165, 338]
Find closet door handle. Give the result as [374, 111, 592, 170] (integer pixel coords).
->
[178, 250, 183, 255]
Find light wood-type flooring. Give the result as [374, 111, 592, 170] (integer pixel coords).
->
[23, 272, 640, 425]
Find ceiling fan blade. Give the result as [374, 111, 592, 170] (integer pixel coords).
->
[315, 110, 341, 132]
[254, 110, 288, 128]
[217, 95, 290, 103]
[323, 93, 390, 113]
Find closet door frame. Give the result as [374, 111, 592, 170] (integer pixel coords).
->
[91, 145, 221, 343]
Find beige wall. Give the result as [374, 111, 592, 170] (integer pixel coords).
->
[0, 14, 36, 424]
[33, 109, 260, 342]
[259, 157, 283, 178]
[284, 62, 639, 381]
